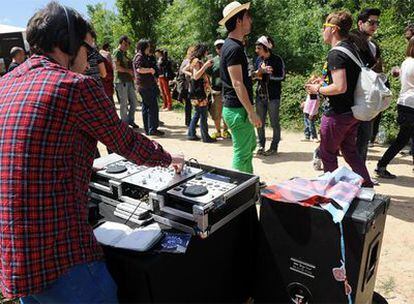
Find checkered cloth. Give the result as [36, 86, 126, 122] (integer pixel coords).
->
[0, 55, 171, 298]
[261, 167, 363, 222]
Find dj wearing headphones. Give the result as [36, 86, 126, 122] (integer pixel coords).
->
[0, 2, 183, 303]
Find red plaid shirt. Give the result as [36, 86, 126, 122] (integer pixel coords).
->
[0, 55, 171, 298]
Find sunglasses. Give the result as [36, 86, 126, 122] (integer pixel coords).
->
[366, 19, 380, 26]
[323, 23, 340, 30]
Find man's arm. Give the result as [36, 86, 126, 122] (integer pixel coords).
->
[98, 62, 107, 79]
[269, 56, 285, 82]
[115, 60, 132, 75]
[137, 67, 155, 74]
[306, 69, 347, 96]
[75, 77, 172, 167]
[227, 64, 262, 127]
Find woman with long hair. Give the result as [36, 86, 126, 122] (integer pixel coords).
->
[375, 38, 414, 178]
[178, 46, 195, 126]
[184, 43, 215, 142]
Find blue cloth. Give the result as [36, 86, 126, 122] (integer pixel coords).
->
[303, 114, 318, 139]
[188, 106, 210, 141]
[20, 261, 118, 304]
[139, 86, 160, 134]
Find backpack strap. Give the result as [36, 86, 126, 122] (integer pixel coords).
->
[331, 46, 363, 68]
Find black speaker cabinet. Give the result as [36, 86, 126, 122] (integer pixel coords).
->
[255, 195, 390, 304]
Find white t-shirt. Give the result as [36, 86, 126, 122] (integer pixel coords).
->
[398, 57, 414, 109]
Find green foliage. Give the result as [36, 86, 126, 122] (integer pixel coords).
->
[88, 0, 414, 137]
[280, 74, 309, 130]
[116, 0, 169, 43]
[86, 3, 130, 50]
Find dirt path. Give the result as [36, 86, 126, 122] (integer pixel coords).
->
[98, 108, 414, 303]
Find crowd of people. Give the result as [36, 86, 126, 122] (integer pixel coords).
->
[0, 0, 413, 303]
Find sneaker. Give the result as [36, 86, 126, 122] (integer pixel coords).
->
[148, 130, 165, 136]
[375, 167, 396, 179]
[210, 132, 221, 140]
[312, 138, 320, 143]
[312, 158, 323, 171]
[203, 137, 217, 143]
[256, 147, 265, 155]
[187, 135, 200, 141]
[222, 130, 231, 139]
[264, 149, 278, 156]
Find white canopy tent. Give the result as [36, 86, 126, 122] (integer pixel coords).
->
[0, 24, 29, 51]
[0, 24, 26, 34]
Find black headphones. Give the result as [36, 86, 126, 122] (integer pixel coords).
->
[61, 5, 77, 56]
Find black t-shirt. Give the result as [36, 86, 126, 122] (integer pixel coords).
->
[220, 38, 253, 107]
[326, 40, 361, 115]
[7, 62, 19, 73]
[255, 53, 285, 100]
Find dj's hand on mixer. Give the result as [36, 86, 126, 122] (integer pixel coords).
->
[170, 153, 185, 174]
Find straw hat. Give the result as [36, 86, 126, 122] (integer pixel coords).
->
[218, 1, 251, 26]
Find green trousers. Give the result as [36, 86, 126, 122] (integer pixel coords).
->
[222, 106, 256, 173]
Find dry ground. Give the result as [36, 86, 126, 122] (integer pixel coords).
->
[98, 107, 414, 303]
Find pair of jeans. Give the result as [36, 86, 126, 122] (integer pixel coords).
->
[159, 76, 172, 110]
[188, 106, 210, 141]
[370, 112, 382, 143]
[320, 112, 373, 187]
[139, 86, 160, 134]
[304, 114, 317, 139]
[378, 106, 414, 168]
[185, 95, 192, 126]
[256, 97, 280, 150]
[356, 120, 373, 162]
[20, 261, 118, 304]
[222, 107, 256, 173]
[115, 82, 138, 124]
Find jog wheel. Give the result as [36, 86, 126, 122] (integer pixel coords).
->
[106, 164, 127, 174]
[182, 185, 208, 197]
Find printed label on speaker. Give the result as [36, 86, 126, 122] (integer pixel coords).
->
[290, 257, 316, 279]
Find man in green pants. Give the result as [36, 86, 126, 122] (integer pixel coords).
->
[219, 1, 262, 173]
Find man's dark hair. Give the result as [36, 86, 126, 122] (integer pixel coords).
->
[87, 22, 97, 40]
[405, 24, 414, 40]
[118, 35, 129, 45]
[406, 37, 414, 58]
[190, 43, 209, 61]
[102, 42, 110, 51]
[136, 39, 150, 54]
[225, 9, 248, 32]
[26, 1, 88, 56]
[358, 8, 381, 23]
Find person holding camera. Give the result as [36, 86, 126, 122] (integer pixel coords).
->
[184, 43, 216, 143]
[253, 35, 285, 156]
